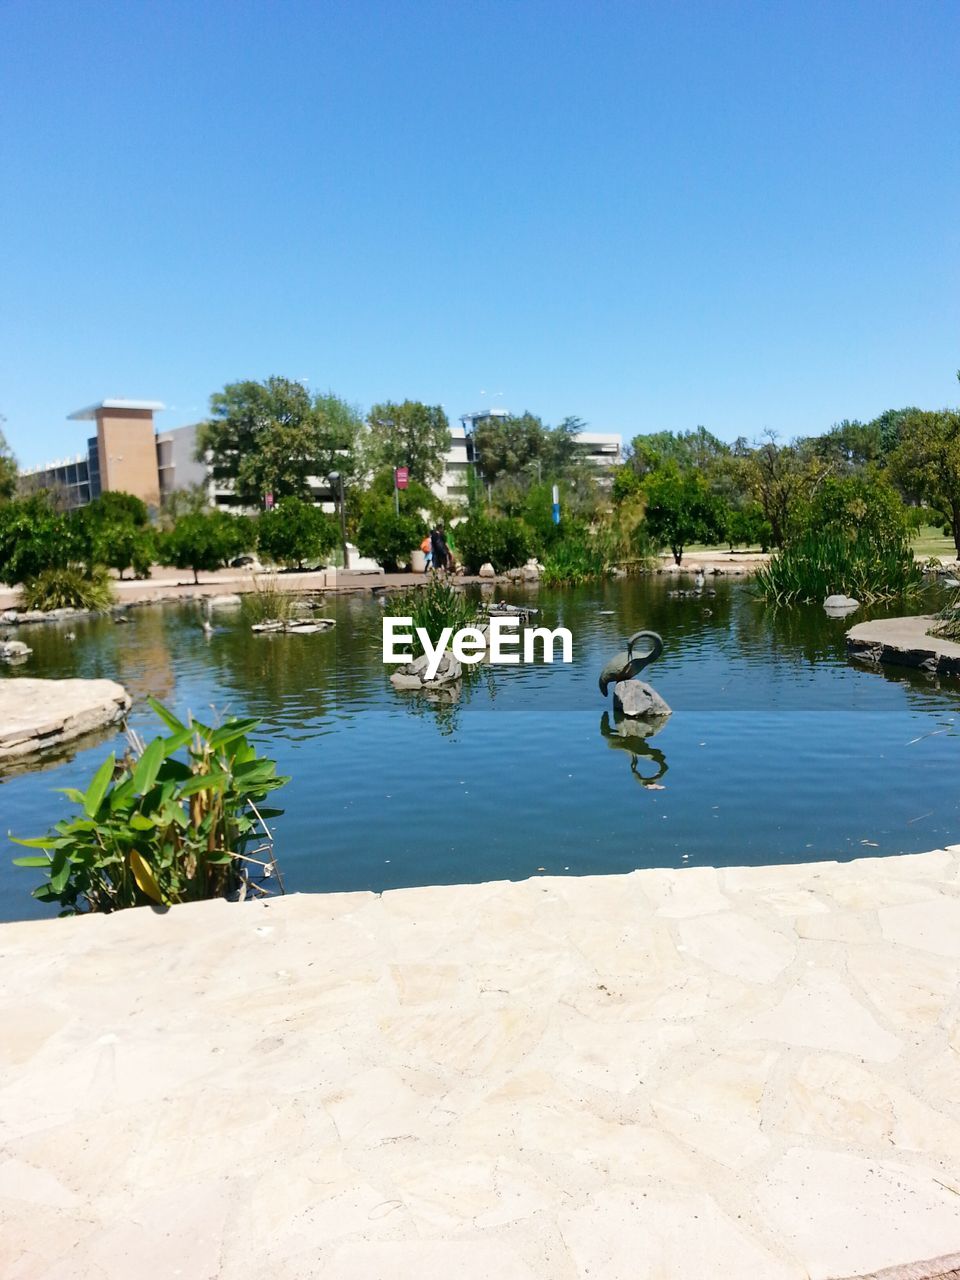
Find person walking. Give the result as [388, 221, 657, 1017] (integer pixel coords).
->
[430, 520, 449, 574]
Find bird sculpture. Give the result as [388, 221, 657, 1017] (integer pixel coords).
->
[598, 630, 663, 697]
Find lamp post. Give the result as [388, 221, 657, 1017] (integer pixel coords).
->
[328, 471, 348, 570]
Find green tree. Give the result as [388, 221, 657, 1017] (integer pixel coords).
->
[257, 497, 338, 570]
[0, 421, 17, 502]
[72, 492, 154, 579]
[366, 401, 451, 487]
[197, 378, 361, 508]
[629, 427, 729, 476]
[158, 512, 253, 583]
[470, 412, 545, 483]
[0, 494, 74, 584]
[643, 465, 727, 564]
[889, 409, 960, 555]
[159, 482, 211, 529]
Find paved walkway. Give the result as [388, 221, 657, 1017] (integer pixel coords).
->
[2, 850, 960, 1278]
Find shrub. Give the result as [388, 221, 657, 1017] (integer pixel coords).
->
[257, 497, 338, 570]
[0, 494, 74, 584]
[385, 578, 480, 656]
[12, 698, 288, 914]
[724, 504, 772, 551]
[19, 565, 115, 612]
[756, 474, 922, 604]
[355, 506, 426, 572]
[456, 516, 531, 573]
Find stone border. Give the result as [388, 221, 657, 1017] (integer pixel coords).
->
[846, 616, 960, 676]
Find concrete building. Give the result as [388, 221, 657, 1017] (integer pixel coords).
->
[21, 400, 621, 513]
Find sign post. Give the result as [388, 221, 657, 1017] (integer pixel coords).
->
[551, 483, 560, 525]
[394, 466, 409, 514]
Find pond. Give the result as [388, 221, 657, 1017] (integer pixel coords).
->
[1, 576, 958, 922]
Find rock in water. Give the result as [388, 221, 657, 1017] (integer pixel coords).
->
[824, 594, 859, 616]
[478, 562, 496, 579]
[0, 640, 32, 662]
[613, 680, 672, 720]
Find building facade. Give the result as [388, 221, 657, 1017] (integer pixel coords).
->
[22, 400, 621, 511]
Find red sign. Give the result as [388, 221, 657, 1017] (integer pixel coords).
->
[264, 491, 275, 509]
[395, 467, 409, 490]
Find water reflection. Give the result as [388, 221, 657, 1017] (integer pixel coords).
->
[1, 576, 959, 923]
[600, 711, 669, 788]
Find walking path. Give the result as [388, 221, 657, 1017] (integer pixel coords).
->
[2, 850, 960, 1278]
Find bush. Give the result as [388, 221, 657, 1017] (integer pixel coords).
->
[12, 698, 288, 914]
[19, 565, 115, 612]
[385, 578, 480, 656]
[756, 474, 922, 604]
[455, 516, 531, 573]
[0, 494, 74, 584]
[355, 506, 426, 572]
[257, 497, 338, 570]
[724, 504, 772, 551]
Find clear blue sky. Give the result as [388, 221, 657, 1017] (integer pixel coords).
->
[1, 0, 957, 466]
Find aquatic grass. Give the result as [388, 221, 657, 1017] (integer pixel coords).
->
[540, 533, 609, 586]
[929, 591, 960, 641]
[754, 529, 923, 605]
[385, 578, 480, 658]
[241, 576, 299, 625]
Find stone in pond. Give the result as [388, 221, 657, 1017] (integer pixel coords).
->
[613, 679, 672, 720]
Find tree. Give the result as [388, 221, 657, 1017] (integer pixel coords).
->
[158, 512, 253, 583]
[0, 420, 17, 502]
[889, 409, 960, 555]
[257, 498, 338, 570]
[738, 432, 831, 547]
[468, 412, 544, 484]
[642, 466, 726, 564]
[159, 482, 211, 529]
[628, 427, 729, 476]
[0, 494, 74, 584]
[365, 401, 451, 487]
[72, 492, 154, 579]
[196, 378, 361, 508]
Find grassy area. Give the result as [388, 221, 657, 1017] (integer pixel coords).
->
[909, 524, 957, 562]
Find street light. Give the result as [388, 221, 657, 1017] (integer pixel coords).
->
[328, 471, 348, 570]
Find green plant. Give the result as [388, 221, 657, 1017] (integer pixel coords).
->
[385, 578, 480, 656]
[158, 511, 253, 583]
[0, 493, 74, 584]
[257, 497, 338, 570]
[241, 576, 298, 624]
[643, 465, 727, 564]
[540, 532, 609, 586]
[754, 528, 922, 604]
[71, 492, 155, 579]
[355, 506, 426, 572]
[455, 515, 531, 573]
[12, 699, 288, 914]
[929, 591, 960, 641]
[19, 565, 115, 611]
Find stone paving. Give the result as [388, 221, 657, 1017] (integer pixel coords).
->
[2, 851, 960, 1278]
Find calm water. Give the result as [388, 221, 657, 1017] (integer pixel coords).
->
[1, 577, 958, 921]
